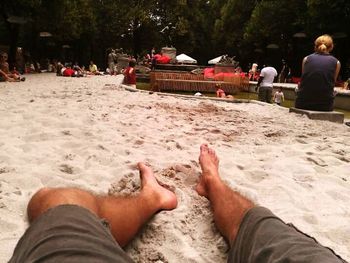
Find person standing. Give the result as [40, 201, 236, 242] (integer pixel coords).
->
[256, 64, 277, 103]
[249, 63, 258, 80]
[295, 34, 341, 111]
[278, 59, 291, 83]
[107, 49, 117, 75]
[123, 60, 136, 88]
[273, 87, 285, 106]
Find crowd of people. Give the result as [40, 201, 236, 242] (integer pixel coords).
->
[2, 36, 350, 112]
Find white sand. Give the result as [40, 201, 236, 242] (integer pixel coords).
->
[0, 74, 349, 262]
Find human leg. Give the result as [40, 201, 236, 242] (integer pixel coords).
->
[196, 144, 254, 244]
[258, 86, 265, 102]
[227, 207, 347, 263]
[97, 162, 177, 247]
[196, 144, 346, 263]
[27, 162, 177, 247]
[266, 87, 272, 103]
[10, 205, 134, 263]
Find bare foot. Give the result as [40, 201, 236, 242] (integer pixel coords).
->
[138, 162, 177, 210]
[196, 144, 220, 197]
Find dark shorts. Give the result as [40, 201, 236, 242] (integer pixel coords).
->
[228, 207, 347, 263]
[295, 97, 334, 111]
[258, 86, 273, 103]
[9, 205, 133, 263]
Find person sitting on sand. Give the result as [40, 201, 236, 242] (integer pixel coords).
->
[62, 64, 76, 77]
[0, 52, 23, 82]
[0, 69, 15, 82]
[73, 62, 85, 77]
[9, 144, 346, 263]
[89, 60, 100, 75]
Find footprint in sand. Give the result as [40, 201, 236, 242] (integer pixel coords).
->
[303, 214, 319, 225]
[306, 157, 328, 167]
[0, 166, 15, 174]
[335, 155, 350, 163]
[129, 246, 168, 263]
[59, 164, 74, 174]
[246, 170, 269, 183]
[0, 218, 18, 233]
[326, 190, 349, 202]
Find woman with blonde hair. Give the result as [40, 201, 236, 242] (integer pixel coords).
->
[295, 34, 341, 111]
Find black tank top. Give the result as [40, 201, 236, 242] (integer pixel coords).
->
[298, 53, 338, 103]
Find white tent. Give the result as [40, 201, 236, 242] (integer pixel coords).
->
[176, 53, 197, 64]
[208, 55, 224, 65]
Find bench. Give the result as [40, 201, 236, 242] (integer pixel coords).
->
[289, 107, 344, 123]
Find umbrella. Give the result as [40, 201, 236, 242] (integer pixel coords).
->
[208, 55, 224, 65]
[293, 32, 307, 38]
[39, 32, 53, 37]
[7, 16, 27, 24]
[176, 53, 197, 64]
[266, 44, 279, 49]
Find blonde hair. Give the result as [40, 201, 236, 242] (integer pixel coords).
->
[314, 34, 334, 53]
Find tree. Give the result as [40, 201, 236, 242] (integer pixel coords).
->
[213, 0, 257, 60]
[243, 0, 307, 70]
[0, 0, 41, 68]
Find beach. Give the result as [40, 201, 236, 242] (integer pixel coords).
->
[0, 74, 349, 262]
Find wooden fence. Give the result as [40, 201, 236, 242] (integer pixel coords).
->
[150, 71, 249, 94]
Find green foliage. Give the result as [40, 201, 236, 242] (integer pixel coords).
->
[0, 0, 349, 74]
[244, 0, 306, 45]
[35, 0, 96, 41]
[215, 0, 256, 41]
[306, 0, 350, 35]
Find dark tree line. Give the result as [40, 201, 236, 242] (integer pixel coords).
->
[1, 0, 349, 78]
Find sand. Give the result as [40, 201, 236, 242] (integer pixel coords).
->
[0, 74, 349, 262]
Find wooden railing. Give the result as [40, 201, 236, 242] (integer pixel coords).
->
[150, 71, 249, 94]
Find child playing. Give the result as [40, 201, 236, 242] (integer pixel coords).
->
[215, 84, 226, 98]
[273, 88, 284, 106]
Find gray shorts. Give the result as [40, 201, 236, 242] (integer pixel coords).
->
[9, 205, 133, 263]
[228, 207, 347, 263]
[10, 205, 347, 263]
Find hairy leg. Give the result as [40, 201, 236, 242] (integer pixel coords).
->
[196, 144, 254, 245]
[27, 162, 177, 247]
[98, 162, 177, 247]
[27, 187, 100, 222]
